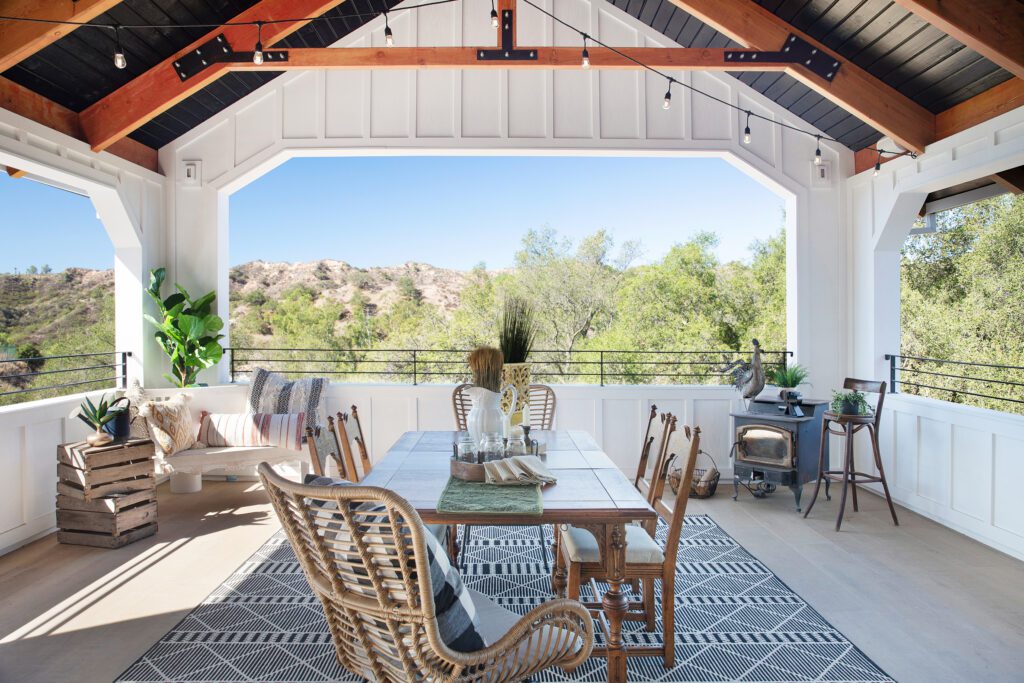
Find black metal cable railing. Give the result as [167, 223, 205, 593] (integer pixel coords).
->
[885, 353, 1024, 413]
[228, 347, 791, 386]
[0, 351, 131, 402]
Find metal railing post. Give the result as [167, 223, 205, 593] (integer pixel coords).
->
[229, 348, 235, 383]
[412, 350, 418, 386]
[885, 353, 897, 393]
[600, 351, 605, 386]
[120, 351, 130, 389]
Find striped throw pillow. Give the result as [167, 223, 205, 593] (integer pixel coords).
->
[198, 412, 305, 451]
[246, 369, 327, 431]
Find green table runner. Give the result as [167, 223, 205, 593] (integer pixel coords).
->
[436, 477, 543, 516]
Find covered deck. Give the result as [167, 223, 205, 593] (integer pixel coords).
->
[2, 0, 1024, 681]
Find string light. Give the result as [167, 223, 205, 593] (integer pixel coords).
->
[384, 11, 393, 47]
[581, 34, 590, 69]
[112, 26, 126, 69]
[874, 151, 882, 176]
[491, 0, 499, 29]
[743, 111, 751, 144]
[252, 21, 264, 65]
[814, 136, 822, 165]
[663, 79, 672, 110]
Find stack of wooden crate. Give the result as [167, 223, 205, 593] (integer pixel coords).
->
[56, 438, 158, 548]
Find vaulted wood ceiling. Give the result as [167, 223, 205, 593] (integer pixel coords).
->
[0, 0, 1020, 172]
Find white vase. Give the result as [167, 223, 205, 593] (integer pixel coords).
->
[466, 386, 516, 449]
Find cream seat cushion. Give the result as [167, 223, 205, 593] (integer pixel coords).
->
[561, 524, 664, 564]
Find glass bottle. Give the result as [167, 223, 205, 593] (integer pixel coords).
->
[506, 425, 528, 457]
[480, 432, 504, 463]
[456, 432, 477, 463]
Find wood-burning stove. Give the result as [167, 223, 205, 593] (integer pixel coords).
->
[730, 397, 829, 511]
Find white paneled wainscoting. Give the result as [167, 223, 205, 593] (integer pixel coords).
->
[0, 383, 741, 556]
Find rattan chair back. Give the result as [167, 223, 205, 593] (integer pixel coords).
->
[452, 383, 473, 431]
[258, 463, 594, 682]
[527, 384, 557, 430]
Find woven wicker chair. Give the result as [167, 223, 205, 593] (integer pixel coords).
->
[553, 425, 701, 668]
[526, 384, 557, 430]
[259, 463, 594, 682]
[452, 383, 473, 431]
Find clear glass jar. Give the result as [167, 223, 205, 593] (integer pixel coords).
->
[480, 432, 504, 462]
[456, 432, 477, 463]
[506, 425, 528, 457]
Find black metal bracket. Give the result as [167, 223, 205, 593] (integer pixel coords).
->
[724, 33, 840, 81]
[477, 10, 538, 62]
[173, 34, 289, 82]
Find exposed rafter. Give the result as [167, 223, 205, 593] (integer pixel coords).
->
[0, 0, 123, 73]
[79, 0, 352, 153]
[665, 0, 935, 153]
[893, 0, 1024, 80]
[936, 77, 1024, 141]
[6, 165, 27, 178]
[222, 46, 793, 71]
[0, 76, 158, 172]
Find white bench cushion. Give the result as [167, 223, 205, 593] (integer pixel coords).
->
[159, 445, 302, 476]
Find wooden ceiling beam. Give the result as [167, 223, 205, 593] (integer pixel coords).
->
[936, 77, 1024, 140]
[79, 0, 351, 153]
[227, 46, 790, 71]
[991, 167, 1024, 195]
[0, 76, 158, 172]
[892, 0, 1024, 80]
[665, 0, 935, 153]
[6, 166, 27, 178]
[0, 0, 124, 73]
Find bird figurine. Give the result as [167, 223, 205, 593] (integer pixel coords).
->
[722, 339, 766, 401]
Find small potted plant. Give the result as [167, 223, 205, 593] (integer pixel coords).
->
[766, 363, 809, 390]
[831, 389, 869, 416]
[78, 394, 130, 447]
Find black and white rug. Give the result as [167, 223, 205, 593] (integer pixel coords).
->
[117, 516, 893, 682]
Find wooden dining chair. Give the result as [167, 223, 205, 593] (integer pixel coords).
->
[526, 384, 556, 429]
[259, 463, 594, 682]
[553, 424, 701, 668]
[336, 407, 373, 481]
[634, 412, 676, 507]
[452, 383, 473, 431]
[306, 416, 348, 478]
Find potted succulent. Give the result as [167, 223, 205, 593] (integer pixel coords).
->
[498, 296, 537, 425]
[78, 393, 130, 447]
[831, 389, 869, 416]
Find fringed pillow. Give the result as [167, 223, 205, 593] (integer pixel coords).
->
[246, 368, 327, 431]
[139, 393, 196, 457]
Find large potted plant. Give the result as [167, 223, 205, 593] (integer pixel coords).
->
[498, 296, 537, 425]
[145, 268, 225, 388]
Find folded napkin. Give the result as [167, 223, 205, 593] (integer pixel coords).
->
[484, 455, 557, 486]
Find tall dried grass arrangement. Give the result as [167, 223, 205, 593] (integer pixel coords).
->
[499, 296, 537, 364]
[468, 346, 503, 392]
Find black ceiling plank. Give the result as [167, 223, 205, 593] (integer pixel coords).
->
[801, 98, 842, 126]
[107, 3, 197, 61]
[837, 3, 914, 63]
[650, 3, 677, 37]
[811, 106, 856, 133]
[772, 0, 815, 24]
[788, 88, 827, 117]
[848, 126, 885, 150]
[885, 39, 969, 92]
[675, 14, 706, 47]
[690, 23, 721, 49]
[661, 8, 690, 45]
[735, 71, 762, 86]
[861, 21, 944, 76]
[762, 72, 803, 100]
[827, 113, 870, 140]
[923, 69, 1013, 113]
[706, 33, 738, 49]
[757, 1, 788, 13]
[639, 0, 663, 27]
[806, 0, 861, 36]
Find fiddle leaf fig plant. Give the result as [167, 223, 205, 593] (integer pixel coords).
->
[145, 267, 225, 388]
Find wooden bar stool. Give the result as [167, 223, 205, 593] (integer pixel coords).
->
[803, 379, 899, 531]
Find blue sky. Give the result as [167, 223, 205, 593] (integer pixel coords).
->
[0, 156, 785, 272]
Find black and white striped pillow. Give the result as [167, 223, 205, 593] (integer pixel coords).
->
[247, 368, 326, 431]
[303, 474, 484, 653]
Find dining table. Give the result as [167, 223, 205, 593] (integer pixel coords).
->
[361, 429, 657, 683]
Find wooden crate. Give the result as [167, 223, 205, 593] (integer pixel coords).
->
[56, 438, 158, 548]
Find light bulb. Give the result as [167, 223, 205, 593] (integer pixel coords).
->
[385, 25, 394, 47]
[114, 51, 127, 69]
[814, 146, 822, 165]
[663, 89, 672, 110]
[743, 126, 751, 144]
[581, 47, 590, 69]
[873, 162, 881, 176]
[253, 42, 264, 65]
[491, 8, 499, 28]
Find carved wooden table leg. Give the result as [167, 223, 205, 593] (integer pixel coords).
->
[601, 522, 629, 683]
[552, 524, 568, 598]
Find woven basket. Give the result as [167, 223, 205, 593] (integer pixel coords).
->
[668, 450, 720, 499]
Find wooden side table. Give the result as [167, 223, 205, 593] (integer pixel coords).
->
[803, 411, 899, 531]
[56, 437, 158, 548]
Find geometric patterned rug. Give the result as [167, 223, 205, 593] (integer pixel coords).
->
[116, 515, 893, 682]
